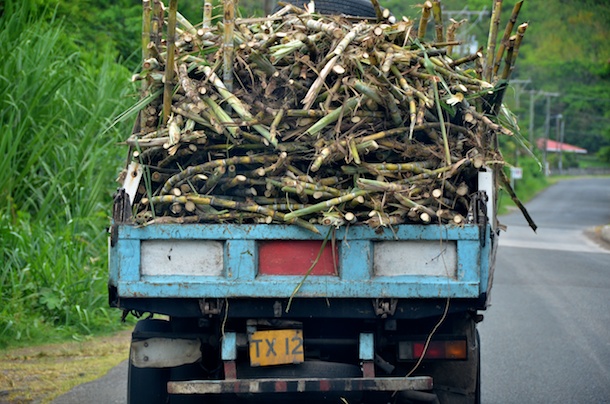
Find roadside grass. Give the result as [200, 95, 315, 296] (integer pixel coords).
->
[0, 1, 135, 349]
[0, 329, 131, 403]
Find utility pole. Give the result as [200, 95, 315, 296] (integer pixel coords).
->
[540, 92, 560, 176]
[529, 90, 536, 145]
[555, 114, 563, 174]
[509, 79, 531, 110]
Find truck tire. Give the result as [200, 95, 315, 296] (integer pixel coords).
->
[127, 319, 171, 404]
[273, 0, 378, 18]
[474, 330, 481, 404]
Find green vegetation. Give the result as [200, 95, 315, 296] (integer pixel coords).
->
[0, 1, 134, 348]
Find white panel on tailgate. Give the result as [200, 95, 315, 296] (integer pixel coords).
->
[141, 240, 224, 276]
[373, 241, 457, 277]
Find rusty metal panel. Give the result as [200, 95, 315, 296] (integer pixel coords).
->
[373, 241, 457, 277]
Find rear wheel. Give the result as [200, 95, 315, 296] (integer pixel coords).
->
[273, 0, 378, 18]
[127, 319, 171, 404]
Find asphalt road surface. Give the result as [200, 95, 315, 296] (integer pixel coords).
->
[480, 177, 610, 403]
[54, 177, 610, 404]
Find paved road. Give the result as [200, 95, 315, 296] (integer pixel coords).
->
[54, 177, 610, 404]
[480, 177, 610, 403]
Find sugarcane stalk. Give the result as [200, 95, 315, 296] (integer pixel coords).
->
[305, 19, 342, 38]
[348, 138, 361, 165]
[202, 2, 212, 28]
[301, 23, 365, 109]
[223, 0, 235, 93]
[500, 36, 516, 81]
[201, 96, 241, 140]
[431, 1, 444, 43]
[446, 18, 466, 55]
[485, 0, 503, 83]
[142, 1, 152, 61]
[449, 50, 482, 68]
[509, 23, 528, 77]
[151, 0, 164, 50]
[418, 1, 433, 39]
[498, 168, 536, 232]
[150, 194, 319, 233]
[161, 154, 280, 194]
[353, 80, 383, 105]
[364, 160, 436, 174]
[201, 66, 277, 147]
[311, 136, 378, 172]
[357, 178, 409, 193]
[390, 65, 434, 108]
[162, 0, 178, 126]
[178, 63, 206, 112]
[366, 213, 405, 228]
[394, 193, 437, 220]
[283, 190, 368, 221]
[249, 50, 277, 77]
[431, 79, 452, 165]
[282, 178, 343, 197]
[305, 97, 360, 139]
[492, 0, 523, 78]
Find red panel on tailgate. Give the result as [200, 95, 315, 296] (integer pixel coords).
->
[258, 241, 338, 275]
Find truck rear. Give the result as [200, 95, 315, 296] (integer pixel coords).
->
[106, 0, 525, 402]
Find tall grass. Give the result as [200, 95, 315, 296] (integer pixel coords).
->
[0, 1, 135, 348]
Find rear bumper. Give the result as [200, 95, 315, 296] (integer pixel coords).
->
[168, 376, 433, 395]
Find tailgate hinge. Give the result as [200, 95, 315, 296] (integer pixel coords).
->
[373, 298, 397, 318]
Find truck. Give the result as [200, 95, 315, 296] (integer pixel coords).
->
[109, 1, 505, 403]
[110, 170, 497, 404]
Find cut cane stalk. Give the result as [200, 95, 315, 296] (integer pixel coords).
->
[201, 66, 277, 147]
[492, 0, 524, 78]
[418, 1, 433, 40]
[283, 190, 368, 221]
[485, 0, 503, 82]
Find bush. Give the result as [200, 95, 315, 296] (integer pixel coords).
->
[0, 1, 134, 348]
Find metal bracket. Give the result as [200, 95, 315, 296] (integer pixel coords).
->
[373, 298, 397, 318]
[199, 298, 224, 316]
[110, 188, 132, 247]
[468, 190, 488, 247]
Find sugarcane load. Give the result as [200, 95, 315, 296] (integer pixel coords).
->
[124, 0, 530, 232]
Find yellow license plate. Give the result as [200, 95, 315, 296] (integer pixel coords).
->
[249, 329, 304, 367]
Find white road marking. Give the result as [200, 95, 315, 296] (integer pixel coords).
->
[499, 225, 610, 254]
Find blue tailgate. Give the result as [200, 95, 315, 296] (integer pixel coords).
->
[109, 223, 491, 299]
